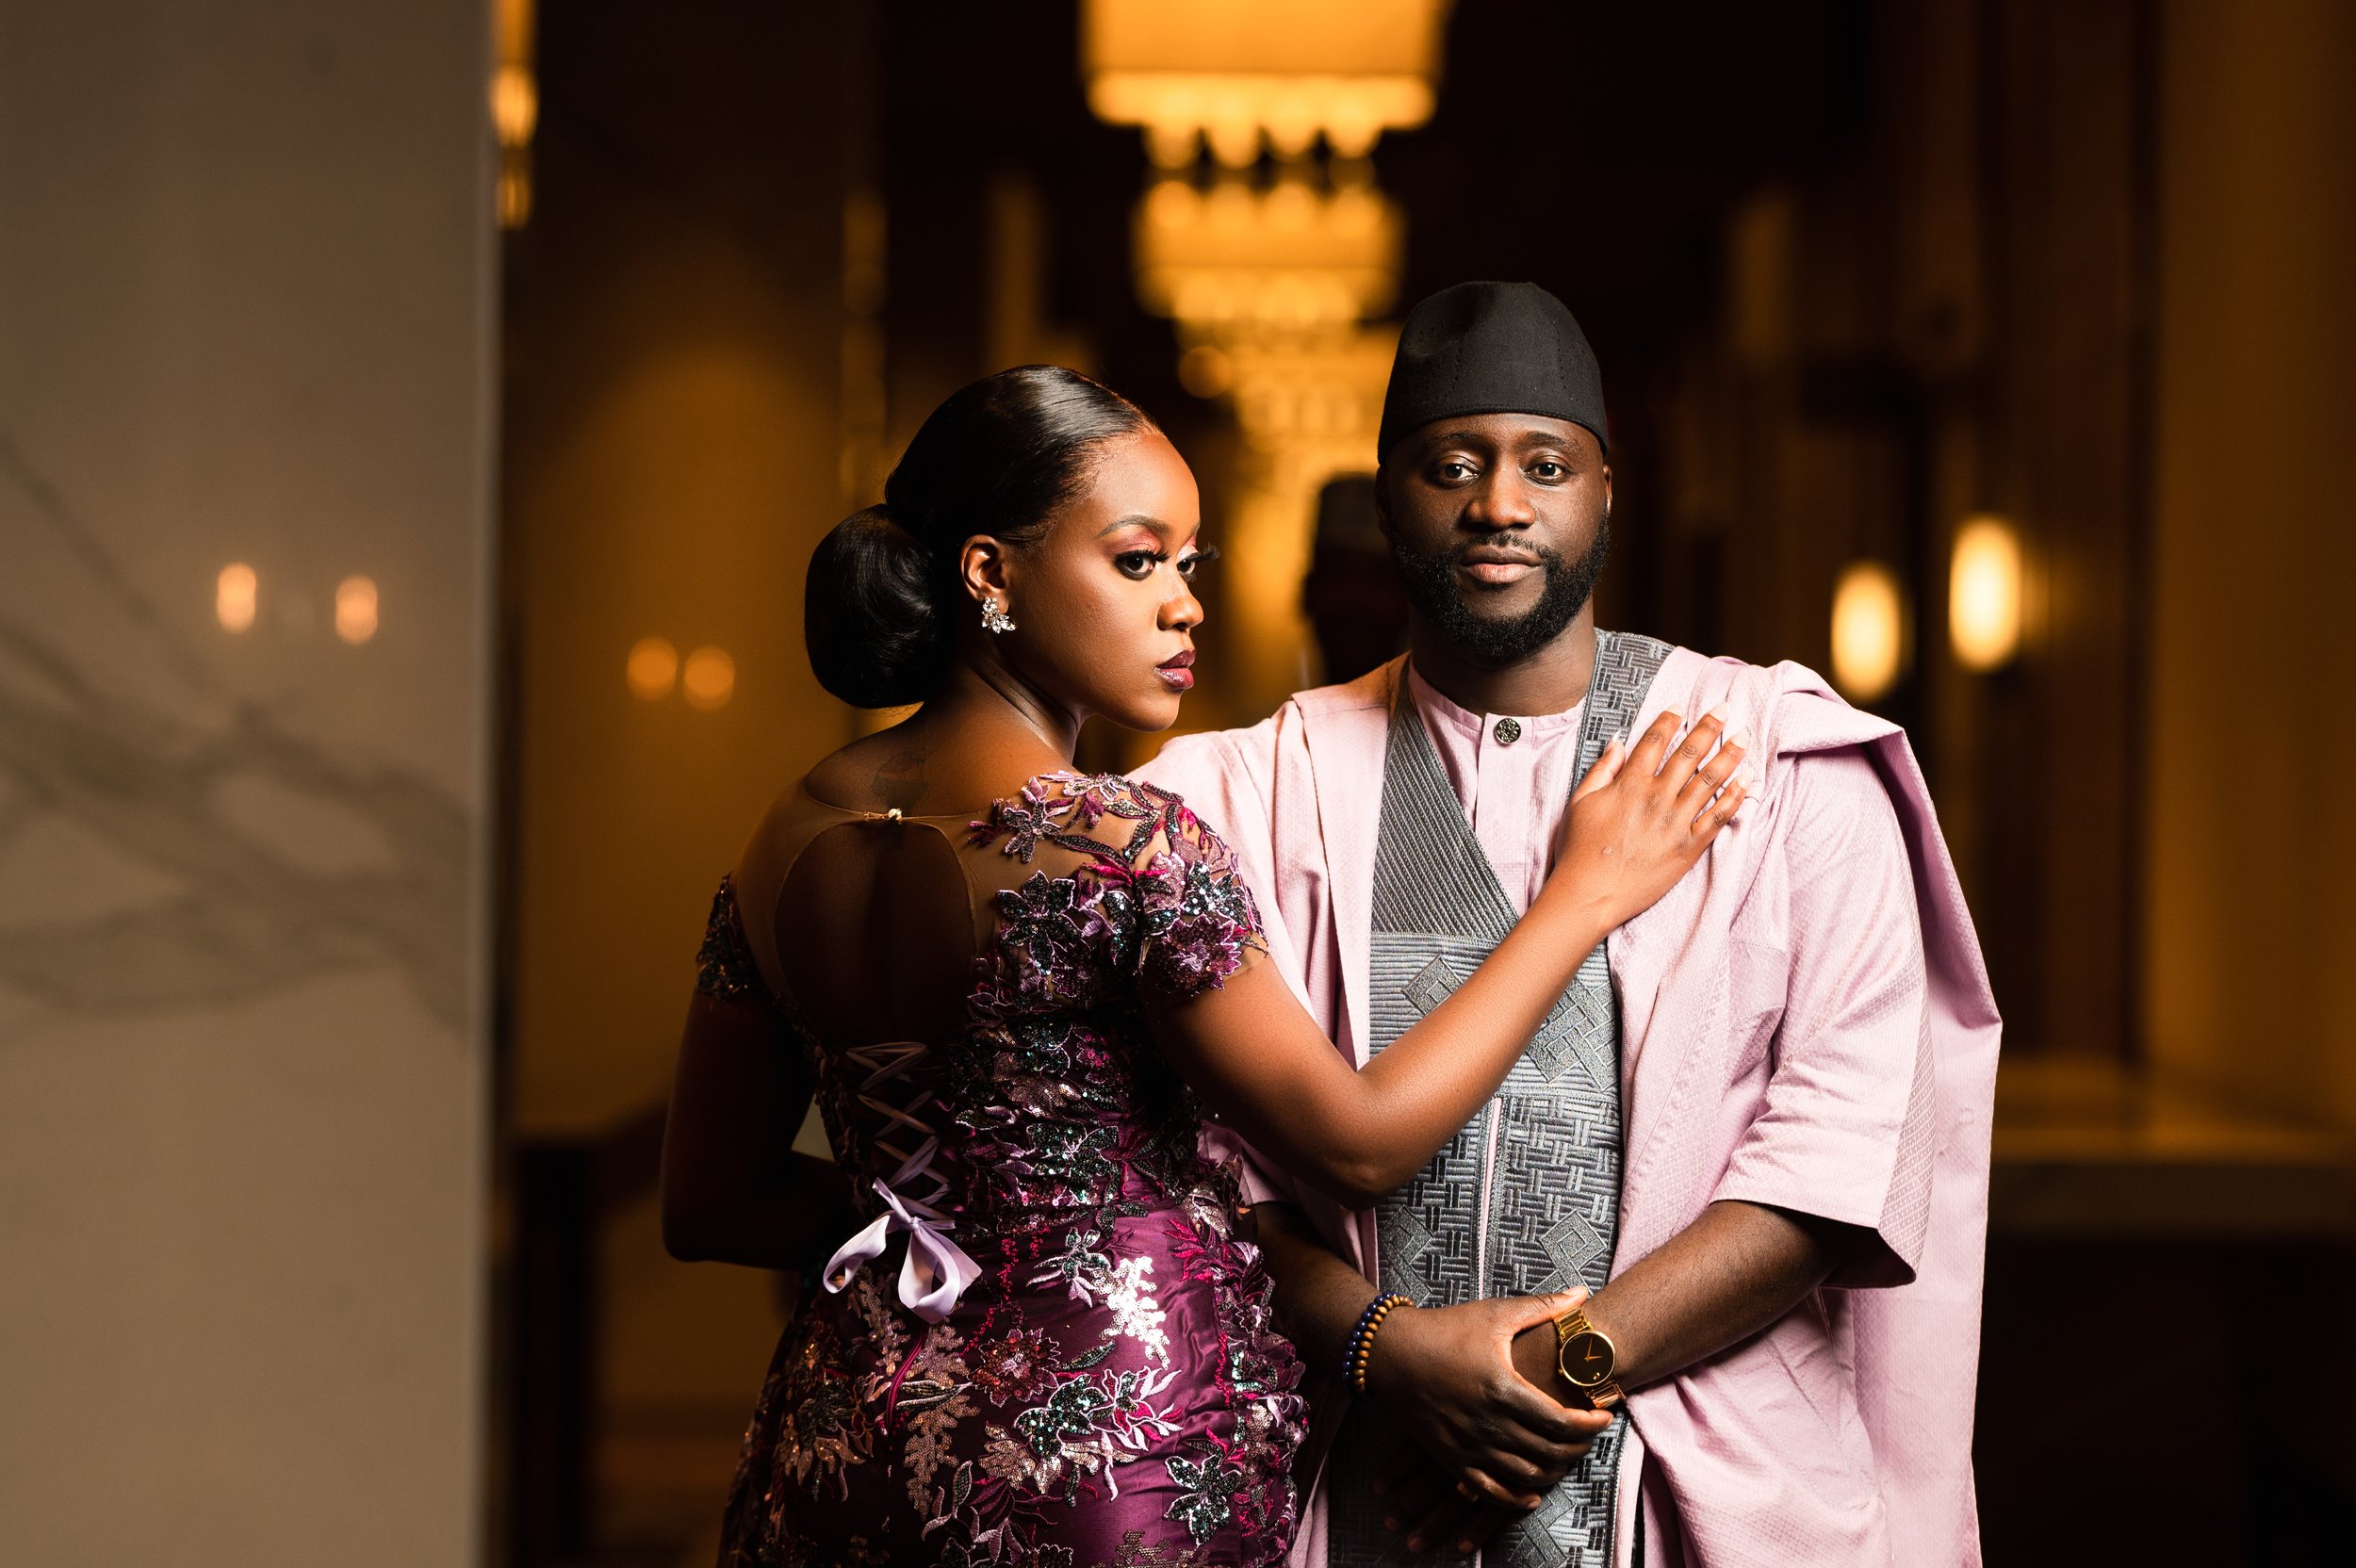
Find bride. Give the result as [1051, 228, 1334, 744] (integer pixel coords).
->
[661, 366, 1745, 1568]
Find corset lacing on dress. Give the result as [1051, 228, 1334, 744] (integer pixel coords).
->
[817, 1037, 981, 1322]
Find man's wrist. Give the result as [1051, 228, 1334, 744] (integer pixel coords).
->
[1513, 1319, 1573, 1400]
[1550, 1298, 1628, 1409]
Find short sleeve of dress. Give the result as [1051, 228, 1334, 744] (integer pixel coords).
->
[694, 874, 771, 1003]
[1124, 784, 1268, 1010]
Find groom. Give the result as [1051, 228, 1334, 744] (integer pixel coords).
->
[1143, 283, 1999, 1567]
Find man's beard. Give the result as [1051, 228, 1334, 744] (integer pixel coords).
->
[1389, 514, 1612, 666]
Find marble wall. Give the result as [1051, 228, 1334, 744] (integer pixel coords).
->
[0, 3, 495, 1562]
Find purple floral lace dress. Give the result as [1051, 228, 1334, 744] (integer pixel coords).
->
[704, 773, 1306, 1568]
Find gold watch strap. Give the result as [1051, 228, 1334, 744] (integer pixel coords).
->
[1552, 1306, 1626, 1411]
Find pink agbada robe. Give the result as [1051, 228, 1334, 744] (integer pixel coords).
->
[1140, 649, 2001, 1568]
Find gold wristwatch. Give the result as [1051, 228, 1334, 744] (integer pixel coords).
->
[1552, 1305, 1625, 1410]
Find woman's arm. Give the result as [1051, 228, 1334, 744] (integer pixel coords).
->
[1148, 708, 1744, 1208]
[660, 988, 854, 1269]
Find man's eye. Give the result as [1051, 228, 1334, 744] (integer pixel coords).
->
[1434, 460, 1476, 482]
[1531, 460, 1566, 481]
[1115, 550, 1162, 580]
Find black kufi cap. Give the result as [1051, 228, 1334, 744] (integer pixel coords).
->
[1378, 282, 1609, 459]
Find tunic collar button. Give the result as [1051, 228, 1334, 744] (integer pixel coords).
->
[1493, 717, 1523, 745]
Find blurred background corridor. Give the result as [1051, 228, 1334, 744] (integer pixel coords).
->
[4, 1, 2353, 1563]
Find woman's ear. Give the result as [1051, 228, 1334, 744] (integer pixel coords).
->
[957, 535, 1007, 611]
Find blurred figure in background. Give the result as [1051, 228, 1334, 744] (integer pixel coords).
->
[1302, 475, 1412, 687]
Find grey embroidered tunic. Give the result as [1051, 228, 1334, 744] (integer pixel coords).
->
[1327, 631, 1670, 1568]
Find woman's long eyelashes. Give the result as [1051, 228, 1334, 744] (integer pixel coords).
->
[1115, 547, 1219, 580]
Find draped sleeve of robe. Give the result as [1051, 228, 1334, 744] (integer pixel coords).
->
[1142, 649, 2001, 1568]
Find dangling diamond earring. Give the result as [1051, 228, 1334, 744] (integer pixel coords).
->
[980, 596, 1017, 634]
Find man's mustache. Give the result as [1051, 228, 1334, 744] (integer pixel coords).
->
[1440, 541, 1562, 570]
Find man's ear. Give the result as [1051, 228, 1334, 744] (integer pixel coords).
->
[957, 534, 1007, 610]
[1600, 462, 1613, 520]
[1372, 466, 1394, 539]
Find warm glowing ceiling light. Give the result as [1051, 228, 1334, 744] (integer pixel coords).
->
[682, 646, 735, 711]
[1950, 515, 2023, 671]
[1830, 561, 1906, 703]
[217, 564, 257, 633]
[627, 636, 679, 701]
[334, 576, 379, 645]
[1082, 0, 1450, 166]
[1134, 177, 1401, 331]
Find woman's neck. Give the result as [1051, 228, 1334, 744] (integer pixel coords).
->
[919, 658, 1083, 767]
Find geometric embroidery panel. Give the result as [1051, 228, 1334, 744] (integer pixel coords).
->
[1328, 632, 1667, 1568]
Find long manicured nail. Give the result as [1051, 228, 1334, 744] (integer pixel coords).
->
[1726, 728, 1751, 749]
[1705, 702, 1729, 723]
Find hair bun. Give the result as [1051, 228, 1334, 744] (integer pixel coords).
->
[805, 504, 946, 709]
[802, 367, 1154, 710]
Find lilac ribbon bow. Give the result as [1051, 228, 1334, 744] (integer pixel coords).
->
[821, 1136, 981, 1323]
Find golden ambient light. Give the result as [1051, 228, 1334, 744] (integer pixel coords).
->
[682, 646, 735, 711]
[1829, 561, 1905, 703]
[1949, 515, 2023, 671]
[1082, 0, 1450, 168]
[493, 0, 537, 227]
[627, 636, 679, 701]
[334, 576, 379, 645]
[217, 564, 258, 633]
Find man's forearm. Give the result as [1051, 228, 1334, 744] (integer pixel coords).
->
[1258, 1195, 1866, 1408]
[1513, 1199, 1866, 1394]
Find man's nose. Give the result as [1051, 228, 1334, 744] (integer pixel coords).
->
[1465, 469, 1538, 529]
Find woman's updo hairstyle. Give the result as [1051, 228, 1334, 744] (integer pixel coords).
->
[806, 365, 1154, 709]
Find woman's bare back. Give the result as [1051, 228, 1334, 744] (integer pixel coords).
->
[732, 722, 1072, 1053]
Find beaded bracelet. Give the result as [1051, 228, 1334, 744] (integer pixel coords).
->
[1343, 1293, 1412, 1394]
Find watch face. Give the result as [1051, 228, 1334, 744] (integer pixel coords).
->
[1558, 1330, 1615, 1389]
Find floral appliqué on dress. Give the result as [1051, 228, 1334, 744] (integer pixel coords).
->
[712, 774, 1306, 1568]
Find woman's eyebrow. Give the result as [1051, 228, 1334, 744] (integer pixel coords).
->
[1096, 514, 1171, 540]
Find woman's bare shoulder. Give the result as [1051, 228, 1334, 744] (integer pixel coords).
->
[799, 721, 1067, 820]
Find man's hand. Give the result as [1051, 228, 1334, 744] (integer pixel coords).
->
[1363, 1288, 1609, 1526]
[1370, 1308, 1598, 1553]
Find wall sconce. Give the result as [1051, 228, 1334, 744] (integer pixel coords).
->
[627, 637, 679, 701]
[681, 646, 735, 711]
[493, 0, 536, 228]
[1830, 560, 1906, 703]
[1950, 514, 2023, 671]
[334, 576, 378, 645]
[217, 564, 258, 633]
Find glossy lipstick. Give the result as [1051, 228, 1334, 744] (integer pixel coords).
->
[1156, 649, 1196, 692]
